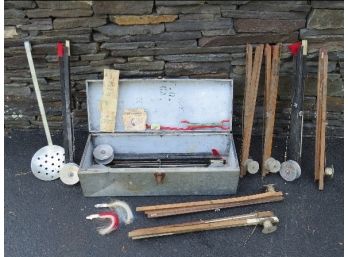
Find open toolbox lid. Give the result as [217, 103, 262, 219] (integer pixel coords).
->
[86, 79, 234, 133]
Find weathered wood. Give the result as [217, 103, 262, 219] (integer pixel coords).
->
[137, 190, 282, 211]
[288, 46, 306, 163]
[240, 44, 264, 177]
[318, 49, 328, 190]
[262, 44, 281, 176]
[64, 41, 74, 162]
[99, 69, 120, 132]
[145, 195, 283, 218]
[129, 211, 276, 239]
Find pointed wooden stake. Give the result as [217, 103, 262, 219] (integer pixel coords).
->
[240, 44, 264, 177]
[315, 48, 328, 190]
[262, 44, 281, 176]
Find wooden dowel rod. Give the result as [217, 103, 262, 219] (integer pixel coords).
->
[262, 44, 281, 176]
[145, 195, 283, 218]
[240, 44, 264, 177]
[318, 48, 328, 190]
[137, 191, 282, 212]
[129, 211, 276, 239]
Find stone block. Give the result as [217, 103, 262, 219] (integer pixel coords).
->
[5, 9, 25, 19]
[81, 53, 109, 61]
[120, 70, 164, 78]
[89, 58, 127, 67]
[199, 32, 299, 46]
[53, 17, 107, 29]
[178, 13, 218, 20]
[222, 10, 307, 19]
[202, 28, 236, 36]
[96, 31, 202, 43]
[5, 18, 29, 26]
[26, 9, 93, 18]
[165, 62, 230, 76]
[41, 28, 92, 36]
[239, 1, 311, 12]
[95, 24, 164, 37]
[71, 43, 99, 55]
[157, 5, 220, 14]
[111, 45, 245, 57]
[5, 1, 36, 9]
[5, 86, 31, 96]
[156, 1, 204, 6]
[113, 61, 165, 71]
[307, 9, 344, 30]
[311, 1, 344, 9]
[111, 15, 178, 25]
[165, 18, 232, 32]
[18, 18, 52, 31]
[155, 40, 197, 48]
[308, 41, 343, 53]
[207, 1, 248, 4]
[156, 53, 232, 62]
[36, 1, 92, 9]
[128, 56, 154, 62]
[28, 34, 91, 44]
[93, 1, 153, 15]
[101, 42, 155, 50]
[234, 19, 305, 33]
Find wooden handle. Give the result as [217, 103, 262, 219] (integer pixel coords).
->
[24, 41, 52, 146]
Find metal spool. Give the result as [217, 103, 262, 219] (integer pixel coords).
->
[93, 144, 114, 165]
[31, 145, 65, 181]
[324, 166, 334, 178]
[244, 159, 259, 174]
[279, 160, 301, 182]
[265, 158, 281, 173]
[59, 162, 79, 185]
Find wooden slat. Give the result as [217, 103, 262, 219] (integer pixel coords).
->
[264, 44, 272, 107]
[129, 211, 274, 239]
[314, 52, 323, 181]
[137, 191, 282, 211]
[262, 44, 281, 176]
[99, 69, 120, 132]
[318, 49, 328, 190]
[240, 44, 264, 177]
[145, 195, 283, 218]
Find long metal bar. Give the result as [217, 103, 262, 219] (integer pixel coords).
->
[24, 41, 53, 146]
[64, 41, 74, 162]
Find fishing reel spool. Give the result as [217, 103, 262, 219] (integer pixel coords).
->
[279, 160, 301, 181]
[244, 159, 259, 174]
[264, 157, 281, 173]
[93, 144, 114, 165]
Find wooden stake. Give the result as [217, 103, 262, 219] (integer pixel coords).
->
[262, 44, 281, 176]
[145, 195, 283, 218]
[316, 49, 328, 190]
[129, 211, 278, 239]
[240, 44, 264, 177]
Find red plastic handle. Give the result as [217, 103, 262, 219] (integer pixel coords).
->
[57, 41, 64, 57]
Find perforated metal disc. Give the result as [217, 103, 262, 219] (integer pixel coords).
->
[93, 144, 114, 165]
[31, 145, 65, 181]
[60, 162, 79, 185]
[280, 160, 301, 182]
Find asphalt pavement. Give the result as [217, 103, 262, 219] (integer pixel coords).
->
[4, 130, 343, 257]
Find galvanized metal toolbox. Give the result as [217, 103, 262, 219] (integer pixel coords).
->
[79, 79, 240, 196]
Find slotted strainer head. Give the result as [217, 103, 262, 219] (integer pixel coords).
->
[25, 41, 65, 181]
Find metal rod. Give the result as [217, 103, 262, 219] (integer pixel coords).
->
[24, 41, 53, 146]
